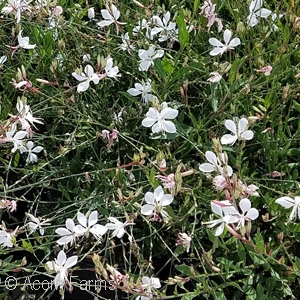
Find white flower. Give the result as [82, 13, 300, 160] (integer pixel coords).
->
[72, 64, 100, 92]
[199, 151, 233, 176]
[136, 276, 161, 300]
[17, 30, 36, 49]
[97, 4, 126, 31]
[224, 198, 259, 229]
[105, 217, 134, 238]
[88, 7, 95, 20]
[207, 72, 222, 82]
[275, 196, 300, 221]
[0, 55, 7, 65]
[141, 186, 173, 217]
[142, 107, 178, 134]
[104, 57, 120, 79]
[220, 118, 254, 145]
[55, 219, 79, 246]
[247, 0, 271, 27]
[73, 211, 108, 239]
[150, 11, 178, 42]
[0, 228, 18, 247]
[27, 213, 50, 235]
[14, 98, 43, 130]
[127, 79, 153, 103]
[45, 250, 78, 290]
[175, 233, 192, 253]
[138, 46, 164, 71]
[203, 201, 236, 236]
[22, 141, 43, 163]
[120, 32, 135, 52]
[4, 129, 27, 153]
[200, 0, 223, 32]
[1, 0, 32, 23]
[209, 29, 240, 56]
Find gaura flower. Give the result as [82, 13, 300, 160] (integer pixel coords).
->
[1, 0, 32, 24]
[138, 46, 164, 71]
[199, 151, 233, 176]
[142, 106, 178, 134]
[97, 4, 126, 33]
[87, 7, 95, 20]
[176, 232, 192, 253]
[127, 79, 153, 103]
[255, 65, 272, 76]
[275, 196, 300, 221]
[209, 29, 240, 56]
[45, 250, 78, 290]
[73, 211, 108, 239]
[136, 276, 161, 300]
[72, 64, 100, 92]
[207, 72, 222, 83]
[141, 186, 173, 218]
[105, 217, 135, 238]
[27, 213, 50, 235]
[220, 118, 254, 145]
[200, 0, 223, 32]
[55, 219, 78, 246]
[0, 227, 18, 247]
[22, 141, 43, 163]
[247, 0, 271, 27]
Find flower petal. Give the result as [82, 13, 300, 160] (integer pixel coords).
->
[275, 197, 295, 208]
[163, 120, 176, 133]
[228, 37, 241, 48]
[64, 256, 78, 269]
[224, 120, 237, 134]
[241, 130, 254, 140]
[223, 29, 232, 45]
[238, 118, 248, 134]
[161, 107, 178, 119]
[220, 134, 237, 145]
[141, 204, 155, 215]
[246, 208, 259, 220]
[88, 211, 98, 227]
[239, 198, 251, 214]
[145, 192, 155, 205]
[199, 163, 214, 173]
[208, 38, 224, 47]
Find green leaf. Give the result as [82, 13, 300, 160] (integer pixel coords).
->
[176, 10, 189, 50]
[175, 264, 194, 276]
[255, 231, 264, 252]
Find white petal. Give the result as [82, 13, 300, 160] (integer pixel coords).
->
[224, 120, 237, 134]
[215, 223, 225, 236]
[221, 134, 237, 145]
[72, 72, 86, 82]
[97, 20, 113, 27]
[101, 9, 112, 20]
[250, 0, 263, 11]
[55, 228, 71, 236]
[257, 8, 272, 18]
[209, 47, 224, 56]
[127, 88, 141, 96]
[139, 60, 151, 71]
[141, 204, 155, 215]
[228, 38, 241, 48]
[240, 130, 254, 140]
[77, 212, 87, 228]
[64, 256, 78, 269]
[57, 250, 66, 266]
[111, 4, 120, 20]
[154, 186, 164, 201]
[146, 107, 159, 119]
[77, 81, 90, 92]
[161, 107, 178, 119]
[142, 117, 156, 128]
[84, 65, 94, 77]
[246, 208, 259, 220]
[159, 194, 173, 206]
[163, 120, 176, 133]
[88, 211, 98, 227]
[205, 151, 217, 164]
[209, 38, 224, 47]
[199, 163, 214, 173]
[56, 236, 72, 245]
[238, 118, 248, 134]
[239, 198, 251, 214]
[90, 224, 108, 237]
[225, 165, 233, 177]
[66, 219, 75, 231]
[223, 29, 232, 45]
[144, 192, 155, 205]
[275, 197, 295, 208]
[33, 146, 43, 153]
[14, 131, 27, 140]
[211, 202, 223, 217]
